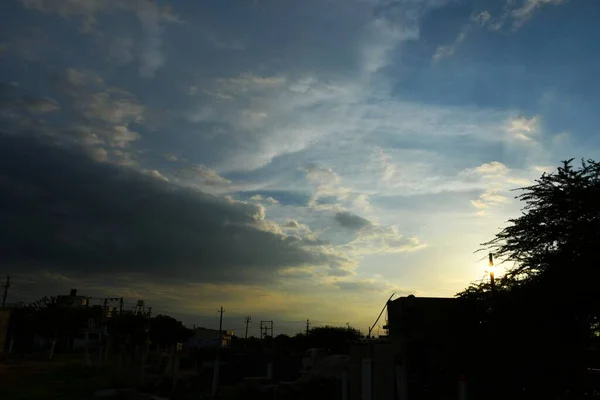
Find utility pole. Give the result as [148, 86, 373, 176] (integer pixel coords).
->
[244, 316, 251, 339]
[119, 297, 123, 314]
[489, 253, 496, 294]
[218, 307, 224, 346]
[306, 319, 310, 336]
[2, 276, 10, 308]
[212, 307, 224, 399]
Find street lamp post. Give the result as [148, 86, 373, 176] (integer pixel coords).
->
[489, 253, 495, 294]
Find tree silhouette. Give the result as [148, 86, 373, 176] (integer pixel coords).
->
[457, 159, 600, 397]
[307, 325, 362, 354]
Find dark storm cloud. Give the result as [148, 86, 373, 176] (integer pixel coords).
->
[334, 211, 372, 230]
[0, 133, 341, 283]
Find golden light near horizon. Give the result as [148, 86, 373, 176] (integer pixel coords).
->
[478, 253, 505, 281]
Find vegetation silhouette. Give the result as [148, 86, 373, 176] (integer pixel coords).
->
[458, 159, 600, 398]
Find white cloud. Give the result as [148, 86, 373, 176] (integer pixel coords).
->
[471, 10, 491, 26]
[459, 161, 509, 181]
[433, 24, 472, 62]
[144, 169, 168, 181]
[249, 194, 279, 204]
[375, 147, 395, 182]
[532, 165, 554, 174]
[470, 190, 510, 209]
[175, 164, 231, 189]
[353, 194, 372, 212]
[508, 114, 540, 141]
[342, 225, 424, 255]
[432, 45, 455, 62]
[511, 0, 567, 29]
[480, 0, 569, 32]
[304, 165, 352, 210]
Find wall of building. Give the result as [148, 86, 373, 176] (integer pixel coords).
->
[349, 342, 402, 400]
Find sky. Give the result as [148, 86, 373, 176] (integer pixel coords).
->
[1, 0, 599, 336]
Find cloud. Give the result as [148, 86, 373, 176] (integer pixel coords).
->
[334, 280, 384, 292]
[511, 0, 567, 29]
[432, 45, 456, 62]
[508, 115, 540, 141]
[304, 165, 352, 210]
[433, 22, 473, 62]
[436, 0, 569, 62]
[20, 0, 181, 76]
[353, 194, 372, 212]
[342, 225, 424, 255]
[532, 165, 554, 174]
[470, 190, 510, 209]
[374, 147, 395, 182]
[249, 194, 279, 204]
[42, 68, 144, 154]
[481, 0, 569, 32]
[0, 133, 348, 285]
[0, 96, 60, 114]
[334, 211, 372, 230]
[133, 0, 166, 77]
[199, 73, 286, 102]
[76, 89, 145, 125]
[22, 96, 60, 113]
[55, 68, 104, 92]
[471, 161, 509, 176]
[471, 10, 492, 26]
[175, 165, 231, 188]
[20, 0, 106, 31]
[284, 220, 303, 229]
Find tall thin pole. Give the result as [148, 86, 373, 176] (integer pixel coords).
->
[489, 253, 496, 294]
[2, 276, 10, 308]
[306, 319, 310, 336]
[244, 316, 251, 339]
[218, 307, 224, 346]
